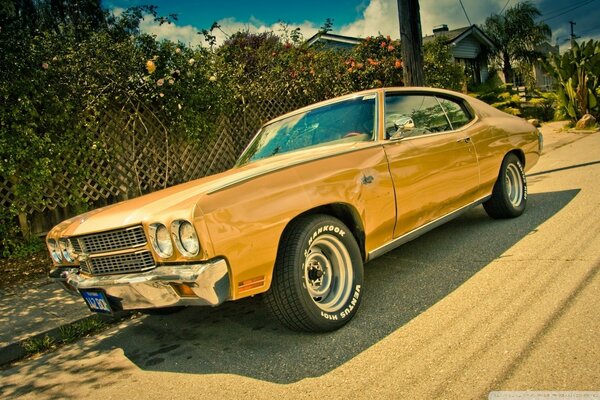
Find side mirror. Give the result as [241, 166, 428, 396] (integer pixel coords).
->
[395, 116, 415, 131]
[389, 116, 415, 140]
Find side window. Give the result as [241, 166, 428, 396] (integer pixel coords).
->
[437, 97, 473, 130]
[384, 94, 450, 139]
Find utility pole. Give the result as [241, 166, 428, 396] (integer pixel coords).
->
[398, 0, 424, 86]
[569, 20, 577, 48]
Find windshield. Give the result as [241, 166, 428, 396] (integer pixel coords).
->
[237, 95, 376, 166]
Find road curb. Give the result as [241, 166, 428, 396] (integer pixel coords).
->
[0, 314, 93, 366]
[0, 312, 129, 366]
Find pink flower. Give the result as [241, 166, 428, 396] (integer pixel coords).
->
[157, 78, 164, 86]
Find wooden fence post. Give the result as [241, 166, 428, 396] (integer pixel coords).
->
[17, 212, 31, 239]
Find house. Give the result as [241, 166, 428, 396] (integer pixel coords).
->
[423, 24, 495, 85]
[307, 25, 496, 86]
[527, 41, 559, 91]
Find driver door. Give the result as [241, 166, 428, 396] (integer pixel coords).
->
[382, 92, 480, 238]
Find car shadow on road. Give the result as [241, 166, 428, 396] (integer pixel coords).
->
[93, 189, 579, 384]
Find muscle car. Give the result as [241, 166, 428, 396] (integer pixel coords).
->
[47, 87, 543, 332]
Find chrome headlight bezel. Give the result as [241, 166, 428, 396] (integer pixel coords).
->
[47, 239, 62, 263]
[58, 238, 76, 263]
[171, 220, 200, 257]
[149, 223, 173, 258]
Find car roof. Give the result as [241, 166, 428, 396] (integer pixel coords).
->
[262, 87, 473, 126]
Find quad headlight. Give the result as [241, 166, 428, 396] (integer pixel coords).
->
[150, 223, 173, 258]
[172, 220, 200, 257]
[47, 239, 62, 263]
[59, 238, 76, 262]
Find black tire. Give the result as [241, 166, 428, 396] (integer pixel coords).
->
[483, 153, 527, 219]
[265, 214, 364, 332]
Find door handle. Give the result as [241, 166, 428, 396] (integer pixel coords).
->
[457, 137, 471, 144]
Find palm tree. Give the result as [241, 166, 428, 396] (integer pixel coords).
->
[484, 1, 551, 84]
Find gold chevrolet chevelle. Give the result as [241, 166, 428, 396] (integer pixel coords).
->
[47, 87, 543, 332]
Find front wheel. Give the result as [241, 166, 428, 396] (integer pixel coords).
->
[265, 214, 364, 332]
[483, 153, 527, 219]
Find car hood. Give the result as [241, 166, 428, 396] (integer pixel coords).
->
[49, 141, 373, 237]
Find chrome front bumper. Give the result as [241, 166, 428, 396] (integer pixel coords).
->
[50, 258, 231, 311]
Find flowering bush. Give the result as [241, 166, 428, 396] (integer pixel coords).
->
[0, 3, 224, 252]
[215, 31, 349, 109]
[344, 35, 404, 90]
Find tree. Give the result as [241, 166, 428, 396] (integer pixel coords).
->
[484, 1, 551, 85]
[542, 40, 600, 121]
[423, 36, 465, 91]
[398, 0, 424, 86]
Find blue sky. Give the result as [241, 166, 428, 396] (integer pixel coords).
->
[103, 0, 600, 51]
[106, 0, 369, 28]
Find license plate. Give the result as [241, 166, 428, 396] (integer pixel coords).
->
[80, 290, 112, 313]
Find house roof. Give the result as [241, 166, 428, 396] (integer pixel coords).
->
[423, 25, 496, 50]
[306, 32, 364, 47]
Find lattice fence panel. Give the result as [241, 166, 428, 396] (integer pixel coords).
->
[1, 93, 318, 235]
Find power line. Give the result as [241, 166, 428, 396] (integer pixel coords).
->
[541, 0, 597, 22]
[458, 0, 472, 25]
[542, 0, 595, 17]
[500, 0, 511, 14]
[578, 26, 600, 36]
[547, 0, 593, 14]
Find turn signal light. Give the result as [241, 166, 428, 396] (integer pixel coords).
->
[171, 283, 197, 297]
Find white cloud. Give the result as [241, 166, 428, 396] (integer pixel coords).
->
[337, 0, 509, 39]
[339, 0, 399, 38]
[130, 12, 320, 47]
[197, 17, 321, 45]
[140, 15, 205, 47]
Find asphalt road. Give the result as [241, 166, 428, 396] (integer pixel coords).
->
[1, 125, 599, 399]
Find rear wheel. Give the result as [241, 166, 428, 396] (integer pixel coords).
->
[265, 214, 363, 332]
[483, 153, 527, 219]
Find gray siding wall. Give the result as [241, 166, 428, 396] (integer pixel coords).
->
[451, 36, 482, 59]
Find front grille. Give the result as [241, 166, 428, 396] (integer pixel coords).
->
[72, 226, 147, 255]
[81, 250, 155, 275]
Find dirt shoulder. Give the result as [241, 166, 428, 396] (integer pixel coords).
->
[0, 250, 52, 291]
